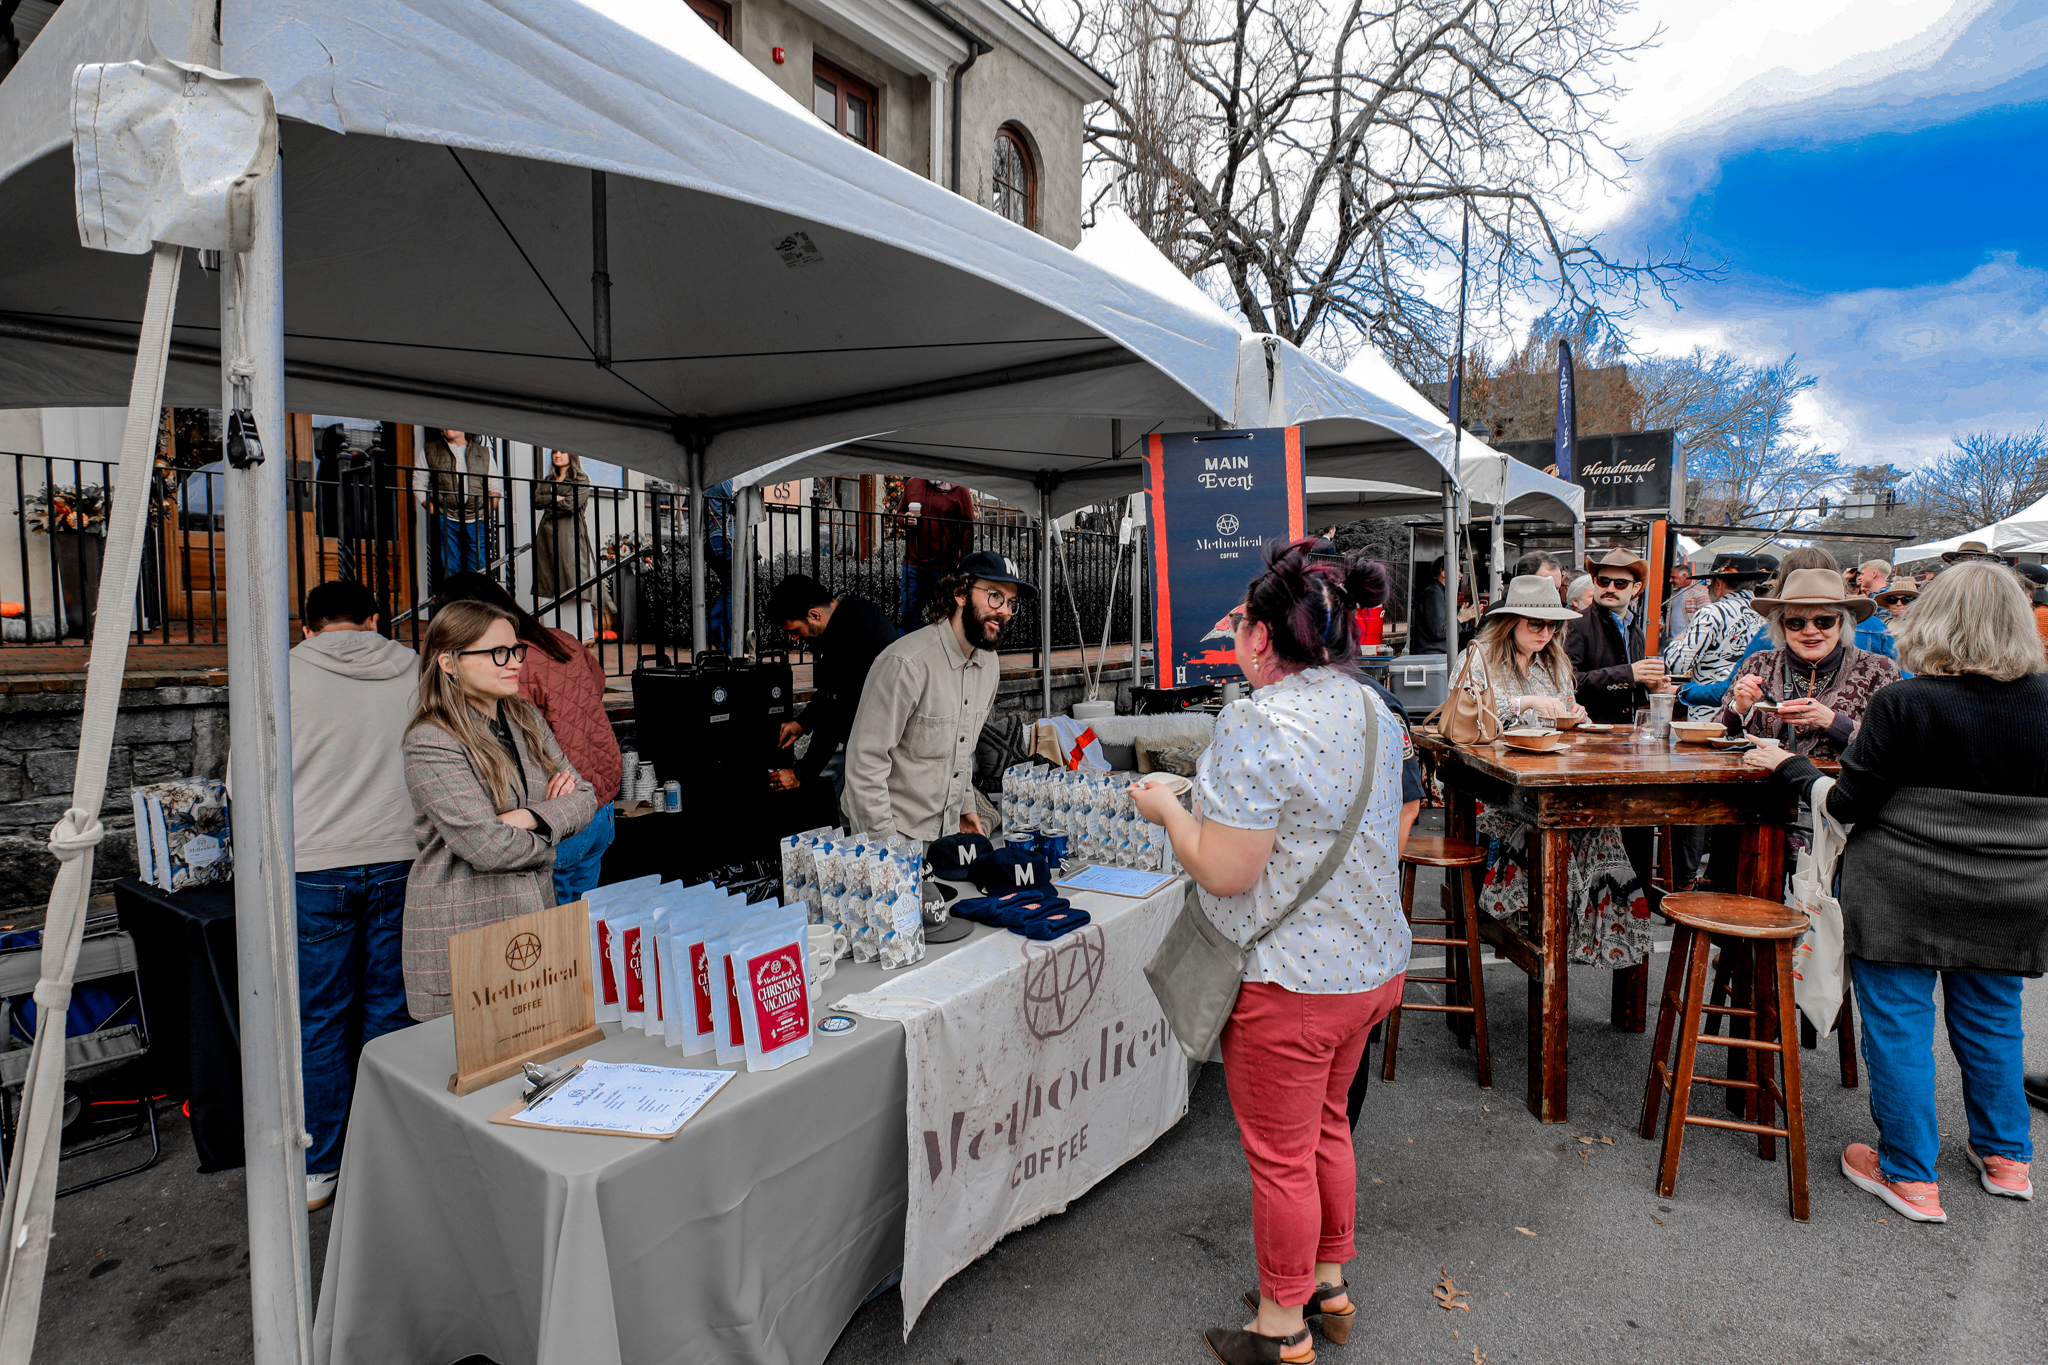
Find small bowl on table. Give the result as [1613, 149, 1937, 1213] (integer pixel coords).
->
[1670, 720, 1724, 744]
[1500, 727, 1565, 753]
[1551, 714, 1585, 731]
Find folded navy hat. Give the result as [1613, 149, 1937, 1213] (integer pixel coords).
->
[970, 846, 1053, 894]
[928, 833, 995, 883]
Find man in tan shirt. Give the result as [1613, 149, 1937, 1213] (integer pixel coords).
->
[842, 550, 1033, 840]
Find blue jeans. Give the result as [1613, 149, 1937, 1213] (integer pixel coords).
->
[429, 514, 488, 594]
[296, 860, 414, 1174]
[900, 563, 930, 629]
[1850, 956, 2033, 1184]
[551, 800, 616, 905]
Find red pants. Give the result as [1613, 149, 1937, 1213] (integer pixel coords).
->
[1220, 975, 1405, 1306]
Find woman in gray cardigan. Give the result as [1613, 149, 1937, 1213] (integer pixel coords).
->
[1747, 562, 2047, 1222]
[402, 601, 596, 1019]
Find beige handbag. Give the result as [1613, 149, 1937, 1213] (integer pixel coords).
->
[1144, 700, 1379, 1061]
[1423, 655, 1503, 746]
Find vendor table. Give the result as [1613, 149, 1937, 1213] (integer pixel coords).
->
[1419, 729, 1797, 1124]
[111, 877, 244, 1170]
[312, 878, 1184, 1365]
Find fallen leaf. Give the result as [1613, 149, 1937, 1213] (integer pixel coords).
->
[1431, 1270, 1471, 1313]
[1515, 1227, 1537, 1237]
[1576, 1136, 1595, 1145]
[1473, 1348, 1488, 1365]
[1599, 1137, 1615, 1146]
[1371, 1178, 1384, 1185]
[1650, 1215, 1665, 1226]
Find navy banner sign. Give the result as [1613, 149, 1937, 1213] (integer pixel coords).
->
[1144, 427, 1304, 688]
[1500, 430, 1680, 515]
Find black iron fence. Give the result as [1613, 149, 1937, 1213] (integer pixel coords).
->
[4, 453, 1148, 675]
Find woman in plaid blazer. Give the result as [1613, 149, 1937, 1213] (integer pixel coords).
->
[401, 601, 597, 1019]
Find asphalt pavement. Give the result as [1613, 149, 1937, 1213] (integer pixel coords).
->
[25, 857, 2048, 1365]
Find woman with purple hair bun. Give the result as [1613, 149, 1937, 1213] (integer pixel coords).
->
[1131, 538, 1409, 1365]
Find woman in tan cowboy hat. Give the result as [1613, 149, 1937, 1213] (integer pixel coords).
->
[1723, 567, 1904, 763]
[1458, 577, 1652, 969]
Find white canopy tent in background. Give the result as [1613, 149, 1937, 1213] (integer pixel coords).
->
[0, 1, 1334, 1360]
[1893, 492, 2048, 563]
[1306, 447, 1585, 526]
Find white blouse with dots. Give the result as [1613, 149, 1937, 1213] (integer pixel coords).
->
[1194, 666, 1409, 994]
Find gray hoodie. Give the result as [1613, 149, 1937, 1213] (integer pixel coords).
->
[289, 629, 420, 872]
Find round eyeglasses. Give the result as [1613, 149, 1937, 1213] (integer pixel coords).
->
[456, 643, 528, 667]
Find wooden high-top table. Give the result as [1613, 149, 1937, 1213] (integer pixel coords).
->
[1416, 728, 1798, 1123]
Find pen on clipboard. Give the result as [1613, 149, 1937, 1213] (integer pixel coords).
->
[521, 1063, 583, 1110]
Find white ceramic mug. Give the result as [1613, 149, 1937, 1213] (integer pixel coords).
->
[807, 923, 848, 986]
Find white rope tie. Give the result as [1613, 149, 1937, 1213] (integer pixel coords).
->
[44, 810, 103, 861]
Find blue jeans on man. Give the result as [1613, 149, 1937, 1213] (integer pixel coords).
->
[296, 860, 414, 1174]
[551, 800, 616, 905]
[899, 563, 929, 630]
[1850, 956, 2034, 1185]
[429, 514, 487, 594]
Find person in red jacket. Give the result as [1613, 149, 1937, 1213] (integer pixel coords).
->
[433, 574, 622, 903]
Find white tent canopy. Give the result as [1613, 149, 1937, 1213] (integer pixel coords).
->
[0, 0, 1246, 479]
[732, 210, 1459, 513]
[1307, 444, 1584, 527]
[1894, 493, 2048, 563]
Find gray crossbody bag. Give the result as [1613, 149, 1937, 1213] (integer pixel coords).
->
[1144, 698, 1378, 1061]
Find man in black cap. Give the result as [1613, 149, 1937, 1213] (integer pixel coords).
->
[842, 550, 1034, 840]
[765, 574, 899, 821]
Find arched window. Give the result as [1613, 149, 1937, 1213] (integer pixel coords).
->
[992, 125, 1035, 230]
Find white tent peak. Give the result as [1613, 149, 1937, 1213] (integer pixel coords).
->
[1893, 491, 2048, 563]
[1076, 208, 1240, 331]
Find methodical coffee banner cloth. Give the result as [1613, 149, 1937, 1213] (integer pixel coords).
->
[837, 879, 1190, 1335]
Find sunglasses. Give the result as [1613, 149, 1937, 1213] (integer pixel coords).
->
[1594, 575, 1636, 590]
[1780, 615, 1840, 633]
[455, 643, 528, 667]
[1224, 607, 1247, 632]
[1520, 619, 1560, 635]
[1878, 596, 1910, 607]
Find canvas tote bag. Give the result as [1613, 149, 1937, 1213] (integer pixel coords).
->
[1422, 654, 1503, 745]
[1789, 775, 1851, 1034]
[1145, 696, 1379, 1060]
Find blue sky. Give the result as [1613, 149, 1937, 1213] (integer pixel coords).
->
[1598, 0, 2048, 468]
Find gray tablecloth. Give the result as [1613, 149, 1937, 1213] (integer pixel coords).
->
[310, 894, 1140, 1365]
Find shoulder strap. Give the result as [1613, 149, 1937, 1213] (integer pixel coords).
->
[1245, 691, 1381, 949]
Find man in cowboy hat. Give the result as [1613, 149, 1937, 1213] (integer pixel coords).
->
[1943, 539, 2013, 566]
[1566, 548, 1671, 724]
[1664, 554, 1772, 722]
[1872, 575, 1920, 625]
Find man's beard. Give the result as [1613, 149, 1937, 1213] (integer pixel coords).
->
[959, 597, 1008, 649]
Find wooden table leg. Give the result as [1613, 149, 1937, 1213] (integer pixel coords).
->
[1527, 827, 1572, 1123]
[1447, 788, 1477, 843]
[1611, 962, 1648, 1032]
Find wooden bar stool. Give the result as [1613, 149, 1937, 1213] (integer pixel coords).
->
[1637, 892, 1810, 1221]
[1382, 833, 1491, 1089]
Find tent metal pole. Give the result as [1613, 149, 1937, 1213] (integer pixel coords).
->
[1490, 506, 1505, 603]
[688, 445, 707, 658]
[223, 169, 315, 1365]
[1039, 484, 1054, 718]
[1129, 495, 1146, 690]
[1442, 480, 1460, 683]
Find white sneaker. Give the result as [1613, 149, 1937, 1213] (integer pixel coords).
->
[306, 1171, 339, 1211]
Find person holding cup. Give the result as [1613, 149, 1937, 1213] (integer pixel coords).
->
[1566, 548, 1675, 723]
[1459, 578, 1652, 969]
[1720, 568, 1903, 763]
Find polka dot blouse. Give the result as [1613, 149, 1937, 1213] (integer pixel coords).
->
[1195, 667, 1410, 994]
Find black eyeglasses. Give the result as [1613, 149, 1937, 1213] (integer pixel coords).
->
[977, 587, 1019, 614]
[1780, 615, 1839, 633]
[1594, 575, 1635, 590]
[1878, 597, 1909, 607]
[456, 644, 528, 666]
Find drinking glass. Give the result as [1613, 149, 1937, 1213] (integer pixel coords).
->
[1634, 707, 1652, 743]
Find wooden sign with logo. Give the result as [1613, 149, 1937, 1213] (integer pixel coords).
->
[446, 900, 606, 1096]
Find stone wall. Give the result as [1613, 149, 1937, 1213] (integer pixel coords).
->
[0, 687, 231, 918]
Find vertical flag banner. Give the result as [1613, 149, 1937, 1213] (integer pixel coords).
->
[1556, 340, 1584, 566]
[1144, 427, 1304, 688]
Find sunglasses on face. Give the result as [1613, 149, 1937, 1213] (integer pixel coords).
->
[456, 644, 528, 667]
[1225, 607, 1248, 632]
[1521, 619, 1560, 635]
[1878, 596, 1909, 608]
[1780, 615, 1839, 633]
[1594, 575, 1635, 590]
